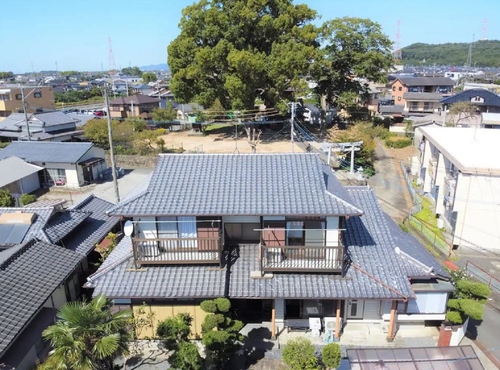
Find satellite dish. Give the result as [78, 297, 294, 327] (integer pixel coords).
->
[124, 220, 134, 237]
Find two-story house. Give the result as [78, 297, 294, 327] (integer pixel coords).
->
[441, 89, 500, 114]
[0, 86, 55, 117]
[389, 77, 455, 115]
[417, 126, 500, 251]
[87, 153, 452, 342]
[108, 95, 161, 119]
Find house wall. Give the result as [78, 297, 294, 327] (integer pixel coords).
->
[275, 299, 285, 329]
[404, 101, 440, 114]
[134, 217, 158, 238]
[390, 80, 406, 105]
[419, 138, 433, 193]
[451, 173, 500, 250]
[0, 86, 55, 115]
[434, 153, 447, 215]
[20, 172, 40, 193]
[15, 346, 38, 370]
[362, 300, 381, 320]
[34, 161, 79, 187]
[132, 302, 207, 339]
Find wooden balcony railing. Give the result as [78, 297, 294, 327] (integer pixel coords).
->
[260, 243, 344, 274]
[132, 237, 222, 266]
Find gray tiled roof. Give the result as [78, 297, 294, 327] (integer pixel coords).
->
[0, 239, 81, 357]
[0, 207, 53, 247]
[403, 92, 444, 101]
[32, 111, 78, 126]
[108, 154, 363, 217]
[43, 210, 91, 244]
[383, 214, 449, 279]
[64, 195, 120, 256]
[88, 237, 227, 298]
[440, 89, 500, 107]
[89, 187, 446, 301]
[0, 141, 94, 163]
[397, 77, 455, 87]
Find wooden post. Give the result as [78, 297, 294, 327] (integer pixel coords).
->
[335, 300, 342, 339]
[271, 300, 276, 340]
[387, 300, 397, 341]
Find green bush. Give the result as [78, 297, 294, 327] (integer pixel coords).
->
[322, 342, 341, 369]
[385, 136, 412, 148]
[446, 310, 463, 324]
[282, 338, 320, 370]
[0, 142, 9, 149]
[0, 189, 14, 207]
[19, 193, 36, 206]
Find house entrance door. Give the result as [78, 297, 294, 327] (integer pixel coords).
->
[83, 165, 93, 183]
[346, 300, 364, 319]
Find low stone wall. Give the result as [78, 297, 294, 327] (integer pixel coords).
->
[105, 154, 158, 168]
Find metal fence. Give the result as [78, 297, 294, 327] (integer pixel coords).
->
[408, 215, 452, 257]
[400, 161, 422, 215]
[466, 260, 500, 297]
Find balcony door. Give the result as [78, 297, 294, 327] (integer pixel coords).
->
[346, 300, 364, 319]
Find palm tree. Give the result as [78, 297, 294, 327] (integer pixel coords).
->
[42, 294, 132, 370]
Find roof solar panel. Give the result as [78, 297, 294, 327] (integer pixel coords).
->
[1, 224, 31, 244]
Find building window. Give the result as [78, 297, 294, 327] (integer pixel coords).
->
[15, 94, 22, 100]
[34, 92, 42, 98]
[424, 102, 431, 110]
[397, 96, 401, 101]
[398, 86, 402, 91]
[112, 106, 120, 111]
[0, 94, 10, 101]
[410, 102, 419, 111]
[392, 86, 396, 91]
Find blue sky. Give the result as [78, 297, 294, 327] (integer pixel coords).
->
[1, 0, 498, 73]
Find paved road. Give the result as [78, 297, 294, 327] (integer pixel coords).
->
[367, 139, 412, 222]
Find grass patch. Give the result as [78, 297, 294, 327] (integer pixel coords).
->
[385, 135, 412, 148]
[203, 123, 228, 133]
[414, 197, 443, 238]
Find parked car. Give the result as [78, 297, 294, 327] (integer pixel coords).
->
[93, 110, 104, 116]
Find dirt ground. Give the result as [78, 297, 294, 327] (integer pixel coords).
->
[158, 128, 303, 154]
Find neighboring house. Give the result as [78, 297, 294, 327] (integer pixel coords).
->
[464, 82, 500, 94]
[0, 111, 82, 142]
[388, 77, 454, 115]
[0, 86, 55, 117]
[440, 89, 500, 114]
[416, 127, 500, 251]
[0, 141, 106, 187]
[378, 103, 404, 118]
[0, 157, 42, 194]
[173, 102, 204, 121]
[300, 103, 321, 125]
[0, 195, 120, 370]
[108, 94, 161, 119]
[87, 153, 451, 342]
[148, 89, 175, 101]
[481, 112, 500, 128]
[131, 84, 154, 95]
[443, 71, 466, 83]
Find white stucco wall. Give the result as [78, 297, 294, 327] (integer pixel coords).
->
[79, 145, 105, 162]
[435, 153, 447, 215]
[452, 173, 500, 250]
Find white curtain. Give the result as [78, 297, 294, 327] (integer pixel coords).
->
[157, 216, 178, 250]
[178, 216, 198, 249]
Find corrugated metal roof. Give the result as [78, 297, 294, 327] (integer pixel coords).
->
[0, 157, 42, 188]
[440, 89, 500, 107]
[0, 141, 94, 163]
[108, 153, 363, 217]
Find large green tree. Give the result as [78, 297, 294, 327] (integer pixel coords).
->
[168, 0, 320, 110]
[42, 294, 132, 370]
[121, 66, 143, 77]
[142, 72, 157, 84]
[314, 17, 393, 109]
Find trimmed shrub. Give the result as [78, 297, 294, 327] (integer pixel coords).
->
[322, 342, 342, 369]
[282, 338, 320, 370]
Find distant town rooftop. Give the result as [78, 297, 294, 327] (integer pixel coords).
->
[419, 127, 500, 174]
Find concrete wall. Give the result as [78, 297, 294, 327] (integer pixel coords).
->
[451, 173, 500, 249]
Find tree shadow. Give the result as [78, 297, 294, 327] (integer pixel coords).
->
[465, 318, 483, 340]
[239, 327, 275, 369]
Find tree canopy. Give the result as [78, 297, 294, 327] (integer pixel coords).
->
[121, 66, 143, 77]
[168, 1, 393, 111]
[142, 72, 157, 84]
[402, 40, 500, 67]
[168, 0, 320, 110]
[0, 71, 14, 79]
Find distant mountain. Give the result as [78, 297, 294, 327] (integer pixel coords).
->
[401, 40, 500, 67]
[140, 64, 169, 71]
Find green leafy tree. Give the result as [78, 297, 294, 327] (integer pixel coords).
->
[168, 0, 320, 110]
[446, 269, 491, 324]
[157, 313, 203, 370]
[322, 342, 342, 369]
[314, 17, 393, 110]
[83, 118, 111, 147]
[282, 338, 320, 370]
[200, 298, 244, 369]
[0, 71, 14, 79]
[152, 101, 178, 122]
[42, 294, 132, 370]
[19, 193, 36, 206]
[121, 66, 143, 77]
[0, 189, 14, 207]
[142, 72, 157, 84]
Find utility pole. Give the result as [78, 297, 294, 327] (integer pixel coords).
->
[290, 102, 296, 152]
[21, 88, 32, 141]
[104, 84, 120, 203]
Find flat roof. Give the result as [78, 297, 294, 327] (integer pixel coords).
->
[419, 127, 500, 175]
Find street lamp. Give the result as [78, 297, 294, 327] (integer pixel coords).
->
[20, 87, 41, 141]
